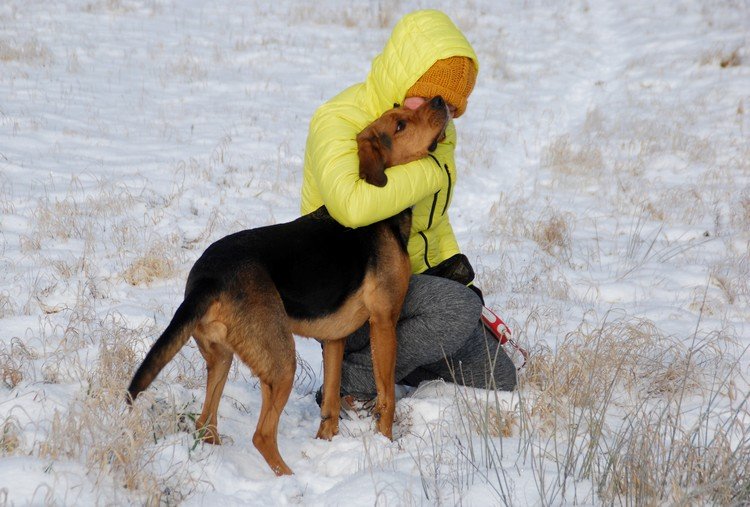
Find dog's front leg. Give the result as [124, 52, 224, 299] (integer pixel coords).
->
[369, 314, 397, 439]
[316, 338, 345, 440]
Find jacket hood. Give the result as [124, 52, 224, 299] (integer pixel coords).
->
[362, 10, 479, 116]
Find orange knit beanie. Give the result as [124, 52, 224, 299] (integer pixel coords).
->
[406, 56, 477, 117]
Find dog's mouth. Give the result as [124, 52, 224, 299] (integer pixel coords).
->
[428, 105, 451, 152]
[428, 136, 440, 153]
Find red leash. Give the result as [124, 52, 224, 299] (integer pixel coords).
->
[481, 306, 528, 370]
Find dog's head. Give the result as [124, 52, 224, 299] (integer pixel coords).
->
[357, 96, 450, 187]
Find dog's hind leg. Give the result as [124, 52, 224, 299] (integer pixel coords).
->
[253, 374, 294, 476]
[194, 337, 233, 445]
[227, 279, 296, 475]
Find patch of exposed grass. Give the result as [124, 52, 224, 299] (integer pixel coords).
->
[122, 240, 177, 286]
[0, 38, 52, 64]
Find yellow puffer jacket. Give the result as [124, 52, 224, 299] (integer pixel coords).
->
[301, 10, 478, 274]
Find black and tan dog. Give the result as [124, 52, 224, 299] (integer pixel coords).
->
[127, 96, 450, 476]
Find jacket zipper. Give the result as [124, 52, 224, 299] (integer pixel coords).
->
[421, 154, 450, 268]
[427, 191, 439, 228]
[442, 163, 452, 215]
[418, 231, 431, 268]
[428, 155, 452, 216]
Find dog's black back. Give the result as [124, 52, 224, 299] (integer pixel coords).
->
[186, 206, 411, 321]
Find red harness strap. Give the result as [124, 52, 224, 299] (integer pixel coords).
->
[481, 306, 528, 370]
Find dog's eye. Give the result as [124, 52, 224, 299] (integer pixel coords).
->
[395, 120, 406, 133]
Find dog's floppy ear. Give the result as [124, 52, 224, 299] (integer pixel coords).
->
[357, 134, 388, 187]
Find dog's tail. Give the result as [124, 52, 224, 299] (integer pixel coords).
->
[127, 279, 221, 404]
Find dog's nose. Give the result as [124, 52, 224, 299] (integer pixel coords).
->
[429, 96, 446, 110]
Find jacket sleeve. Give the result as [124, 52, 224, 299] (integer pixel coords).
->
[306, 111, 455, 228]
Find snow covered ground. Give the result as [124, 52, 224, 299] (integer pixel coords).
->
[1, 0, 748, 505]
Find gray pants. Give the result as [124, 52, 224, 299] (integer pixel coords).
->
[339, 274, 517, 397]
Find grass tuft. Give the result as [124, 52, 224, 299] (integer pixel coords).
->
[122, 241, 177, 286]
[0, 37, 52, 63]
[541, 135, 604, 179]
[531, 211, 573, 262]
[452, 307, 748, 505]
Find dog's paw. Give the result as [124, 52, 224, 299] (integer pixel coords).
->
[315, 418, 339, 440]
[195, 423, 222, 445]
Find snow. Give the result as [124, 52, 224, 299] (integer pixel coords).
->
[1, 0, 748, 505]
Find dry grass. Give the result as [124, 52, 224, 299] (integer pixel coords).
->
[0, 338, 36, 389]
[170, 53, 208, 81]
[488, 192, 530, 239]
[456, 308, 749, 505]
[522, 314, 718, 415]
[465, 396, 517, 439]
[82, 0, 139, 14]
[531, 211, 573, 262]
[0, 292, 16, 319]
[511, 255, 571, 301]
[32, 196, 94, 244]
[700, 45, 742, 68]
[0, 177, 14, 214]
[540, 134, 604, 181]
[489, 196, 573, 264]
[730, 185, 750, 230]
[597, 391, 750, 504]
[0, 37, 52, 63]
[122, 241, 177, 286]
[0, 417, 21, 455]
[30, 314, 207, 504]
[710, 255, 750, 307]
[286, 2, 397, 29]
[0, 351, 23, 389]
